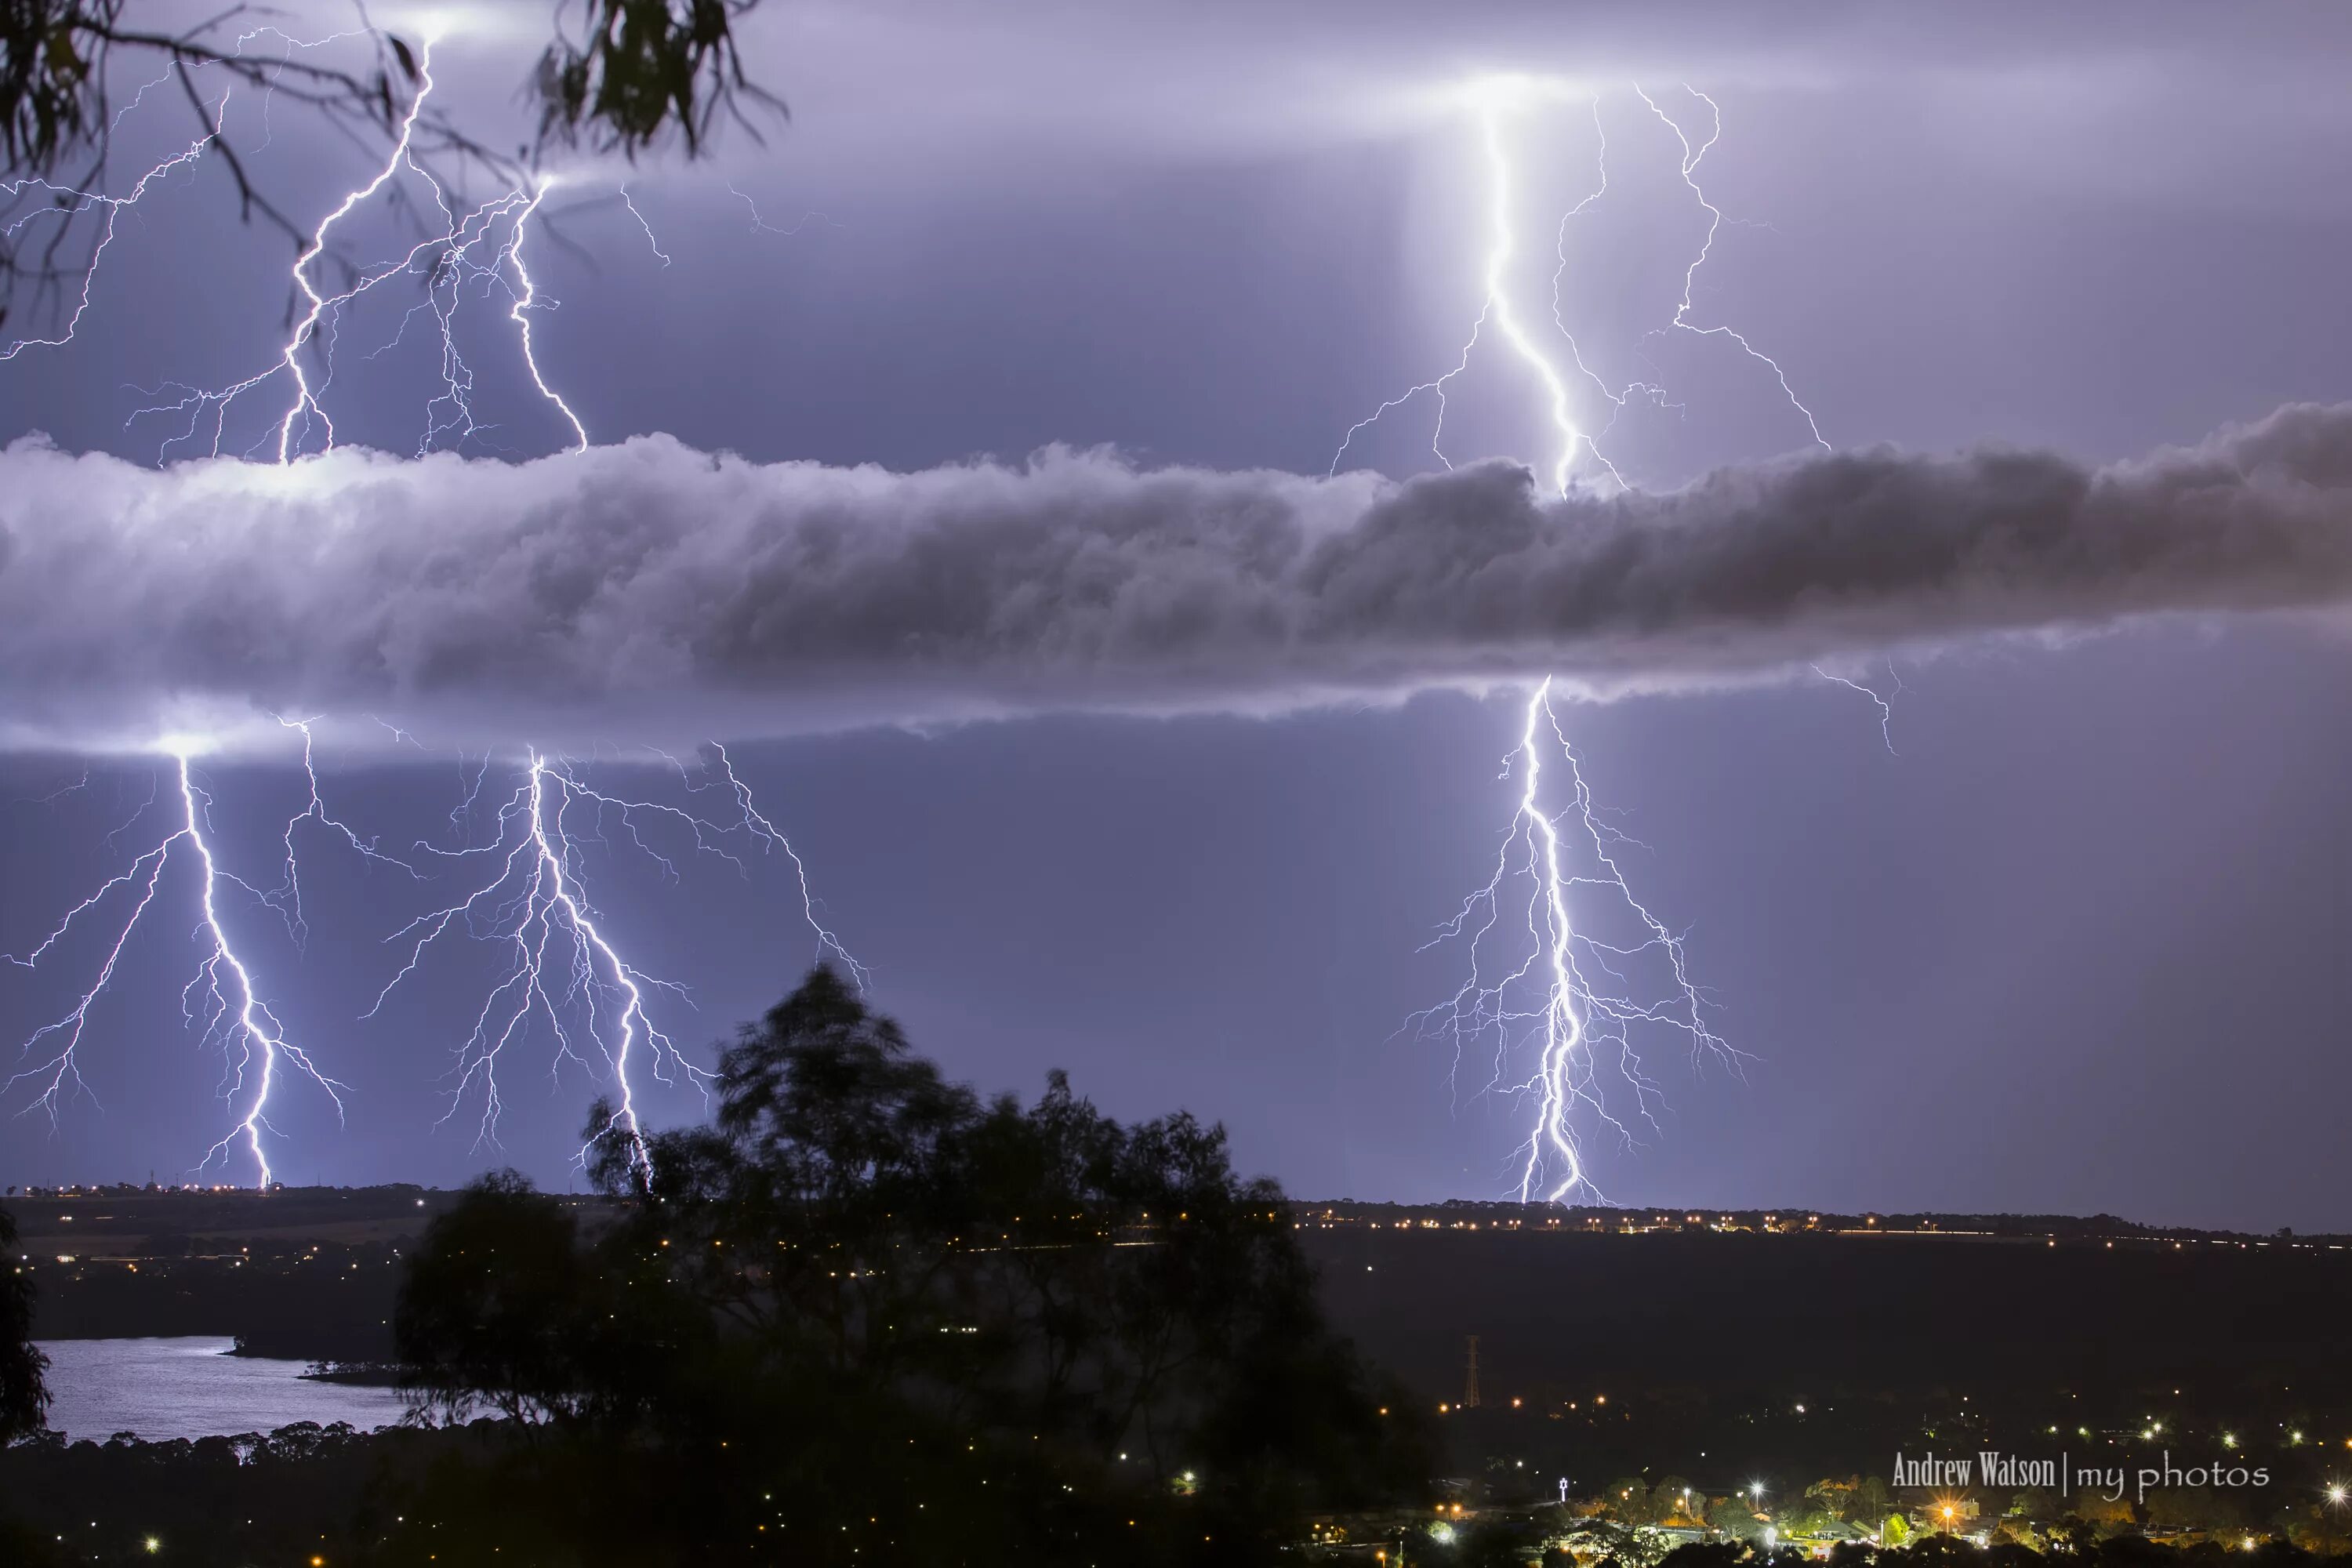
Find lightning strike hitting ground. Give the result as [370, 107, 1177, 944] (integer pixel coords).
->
[1, 21, 867, 1187]
[5, 753, 345, 1187]
[1357, 79, 1810, 1198]
[1411, 680, 1726, 1201]
[370, 750, 862, 1176]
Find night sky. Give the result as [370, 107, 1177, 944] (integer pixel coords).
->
[4, 1, 2351, 1229]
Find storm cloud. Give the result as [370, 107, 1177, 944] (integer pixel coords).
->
[4, 401, 2352, 753]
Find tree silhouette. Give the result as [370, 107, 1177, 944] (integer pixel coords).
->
[0, 1201, 46, 1442]
[1, 0, 783, 328]
[394, 966, 1428, 1563]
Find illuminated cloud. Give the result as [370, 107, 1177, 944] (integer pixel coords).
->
[3, 401, 2351, 753]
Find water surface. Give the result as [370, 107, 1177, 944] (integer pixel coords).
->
[34, 1337, 408, 1443]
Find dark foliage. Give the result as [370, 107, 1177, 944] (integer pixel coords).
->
[392, 966, 1429, 1564]
[534, 0, 784, 159]
[0, 0, 782, 325]
[0, 1201, 47, 1442]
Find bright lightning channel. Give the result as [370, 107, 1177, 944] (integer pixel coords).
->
[1413, 680, 1726, 1202]
[6, 753, 345, 1187]
[1331, 78, 1602, 496]
[1630, 84, 1828, 451]
[2, 131, 218, 361]
[122, 38, 589, 461]
[4, 24, 869, 1194]
[1812, 663, 1901, 754]
[1360, 78, 1814, 1200]
[372, 749, 862, 1175]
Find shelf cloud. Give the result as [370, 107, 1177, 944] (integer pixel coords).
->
[4, 401, 2351, 754]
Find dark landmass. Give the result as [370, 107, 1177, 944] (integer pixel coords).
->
[16, 1189, 2352, 1406]
[7, 1185, 2351, 1563]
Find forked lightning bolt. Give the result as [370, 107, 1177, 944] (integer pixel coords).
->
[0, 20, 809, 1188]
[1412, 680, 1726, 1201]
[371, 750, 862, 1175]
[119, 37, 589, 461]
[1359, 78, 1813, 1198]
[1331, 78, 1608, 496]
[1336, 79, 1824, 489]
[6, 753, 345, 1186]
[1631, 84, 1828, 452]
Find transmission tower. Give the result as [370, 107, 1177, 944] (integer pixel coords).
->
[1463, 1334, 1481, 1409]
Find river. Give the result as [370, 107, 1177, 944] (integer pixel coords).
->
[33, 1337, 409, 1443]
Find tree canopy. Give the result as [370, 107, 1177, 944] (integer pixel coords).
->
[1, 0, 782, 324]
[0, 1201, 45, 1443]
[392, 966, 1428, 1563]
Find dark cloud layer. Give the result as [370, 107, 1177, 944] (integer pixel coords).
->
[3, 401, 2350, 753]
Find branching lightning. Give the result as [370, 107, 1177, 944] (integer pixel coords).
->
[5, 753, 345, 1186]
[1331, 78, 1607, 495]
[2, 24, 865, 1189]
[1356, 78, 1817, 1199]
[1411, 681, 1729, 1201]
[1813, 662, 1901, 754]
[368, 749, 862, 1175]
[1336, 79, 1825, 490]
[725, 180, 839, 238]
[621, 183, 671, 266]
[1, 126, 218, 361]
[1631, 84, 1828, 452]
[118, 38, 590, 462]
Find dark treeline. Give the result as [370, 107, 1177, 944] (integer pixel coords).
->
[3, 967, 1428, 1564]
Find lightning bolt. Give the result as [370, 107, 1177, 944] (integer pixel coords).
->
[267, 717, 417, 947]
[114, 37, 591, 463]
[1356, 79, 1816, 1199]
[1, 129, 218, 361]
[370, 749, 860, 1174]
[2, 25, 870, 1192]
[1331, 78, 1606, 495]
[1631, 83, 1828, 451]
[725, 181, 839, 238]
[1413, 680, 1727, 1201]
[622, 183, 671, 266]
[500, 181, 588, 452]
[0, 24, 371, 362]
[1813, 662, 1901, 754]
[6, 752, 344, 1186]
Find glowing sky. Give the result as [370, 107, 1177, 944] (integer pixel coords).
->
[4, 0, 2352, 1225]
